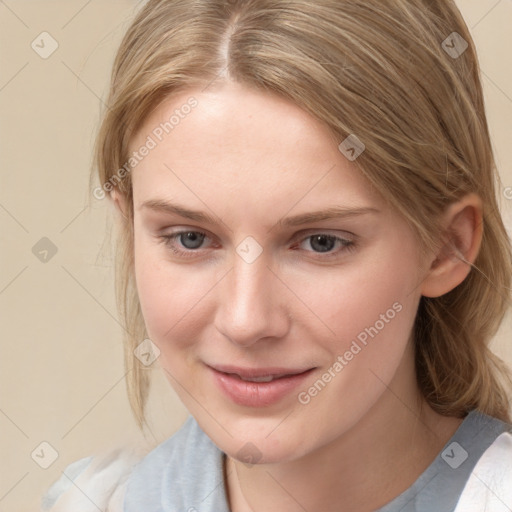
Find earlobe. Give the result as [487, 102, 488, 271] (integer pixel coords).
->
[421, 193, 483, 298]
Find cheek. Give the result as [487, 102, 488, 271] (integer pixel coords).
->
[133, 234, 213, 353]
[292, 266, 420, 437]
[318, 250, 421, 391]
[290, 254, 420, 348]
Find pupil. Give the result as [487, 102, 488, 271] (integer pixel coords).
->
[310, 235, 335, 252]
[180, 232, 205, 249]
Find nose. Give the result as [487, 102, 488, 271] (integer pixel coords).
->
[213, 256, 291, 347]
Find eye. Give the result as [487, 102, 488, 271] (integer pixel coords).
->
[297, 233, 355, 255]
[307, 234, 337, 253]
[178, 231, 206, 249]
[158, 230, 213, 257]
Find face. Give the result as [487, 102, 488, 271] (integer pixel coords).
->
[126, 81, 429, 464]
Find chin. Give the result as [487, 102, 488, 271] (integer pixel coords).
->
[219, 417, 319, 465]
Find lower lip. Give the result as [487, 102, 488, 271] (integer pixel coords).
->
[209, 366, 315, 407]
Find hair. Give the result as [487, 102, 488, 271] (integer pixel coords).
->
[92, 0, 512, 429]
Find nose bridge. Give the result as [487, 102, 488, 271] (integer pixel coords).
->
[231, 257, 269, 312]
[215, 254, 288, 345]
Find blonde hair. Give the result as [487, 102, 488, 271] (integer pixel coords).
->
[92, 0, 512, 428]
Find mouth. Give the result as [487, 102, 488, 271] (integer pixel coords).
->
[210, 364, 314, 381]
[220, 371, 309, 383]
[207, 364, 316, 407]
[232, 374, 293, 383]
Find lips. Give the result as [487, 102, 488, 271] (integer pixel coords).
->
[210, 364, 312, 381]
[208, 364, 315, 407]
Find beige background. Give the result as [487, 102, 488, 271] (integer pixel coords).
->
[0, 1, 511, 510]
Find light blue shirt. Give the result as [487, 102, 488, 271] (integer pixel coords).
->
[42, 410, 512, 511]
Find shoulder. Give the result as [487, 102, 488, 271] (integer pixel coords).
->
[41, 447, 144, 512]
[455, 431, 512, 512]
[128, 415, 205, 472]
[41, 416, 223, 512]
[123, 416, 228, 511]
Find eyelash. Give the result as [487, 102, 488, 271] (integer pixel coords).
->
[158, 230, 357, 260]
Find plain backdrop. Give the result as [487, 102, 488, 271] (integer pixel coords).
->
[1, 1, 511, 510]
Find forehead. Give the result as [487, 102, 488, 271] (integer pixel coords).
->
[128, 81, 383, 214]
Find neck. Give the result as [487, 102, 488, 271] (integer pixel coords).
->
[224, 346, 463, 512]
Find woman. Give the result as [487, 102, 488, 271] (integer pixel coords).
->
[42, 0, 512, 510]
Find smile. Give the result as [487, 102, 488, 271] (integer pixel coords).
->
[207, 364, 316, 407]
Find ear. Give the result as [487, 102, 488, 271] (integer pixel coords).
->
[110, 189, 129, 221]
[421, 193, 483, 298]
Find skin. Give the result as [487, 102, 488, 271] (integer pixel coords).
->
[113, 81, 483, 512]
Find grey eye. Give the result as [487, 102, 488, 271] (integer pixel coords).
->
[179, 231, 205, 249]
[308, 235, 337, 252]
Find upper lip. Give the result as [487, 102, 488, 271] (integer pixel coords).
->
[208, 364, 314, 379]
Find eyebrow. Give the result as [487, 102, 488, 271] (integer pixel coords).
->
[276, 206, 379, 227]
[140, 199, 379, 227]
[141, 199, 216, 223]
